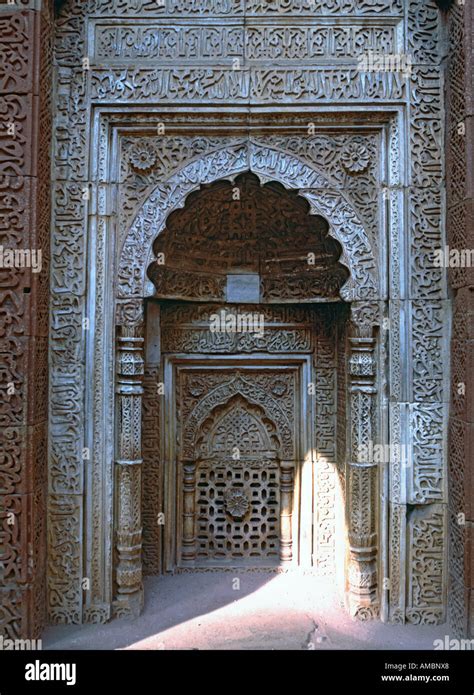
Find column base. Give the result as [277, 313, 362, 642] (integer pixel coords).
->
[348, 595, 380, 621]
[112, 589, 144, 620]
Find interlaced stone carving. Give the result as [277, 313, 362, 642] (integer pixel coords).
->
[44, 0, 450, 632]
[195, 463, 280, 562]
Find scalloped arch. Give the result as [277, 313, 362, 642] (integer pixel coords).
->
[117, 140, 379, 303]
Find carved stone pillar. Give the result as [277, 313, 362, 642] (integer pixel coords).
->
[182, 461, 197, 564]
[280, 462, 294, 563]
[347, 303, 379, 619]
[113, 326, 145, 618]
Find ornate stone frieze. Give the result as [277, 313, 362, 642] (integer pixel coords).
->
[407, 0, 441, 65]
[90, 68, 407, 103]
[77, 0, 404, 15]
[408, 403, 446, 504]
[409, 67, 443, 190]
[148, 267, 226, 303]
[409, 187, 445, 300]
[162, 328, 312, 354]
[159, 302, 319, 355]
[47, 495, 82, 625]
[410, 300, 448, 404]
[53, 68, 87, 182]
[161, 302, 319, 326]
[92, 22, 397, 63]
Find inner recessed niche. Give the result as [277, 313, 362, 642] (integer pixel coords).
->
[147, 172, 349, 303]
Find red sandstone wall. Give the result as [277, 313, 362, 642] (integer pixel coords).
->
[0, 0, 53, 640]
[446, 0, 474, 638]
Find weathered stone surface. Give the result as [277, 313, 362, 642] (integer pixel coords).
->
[446, 0, 474, 638]
[0, 1, 53, 640]
[43, 0, 453, 630]
[3, 0, 469, 639]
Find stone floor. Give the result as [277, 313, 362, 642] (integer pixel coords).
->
[44, 571, 447, 651]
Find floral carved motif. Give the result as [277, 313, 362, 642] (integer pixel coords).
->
[128, 141, 158, 174]
[45, 0, 449, 631]
[224, 489, 250, 519]
[341, 140, 371, 175]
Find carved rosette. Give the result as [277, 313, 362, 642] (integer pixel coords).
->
[224, 488, 250, 519]
[347, 303, 379, 619]
[113, 326, 145, 618]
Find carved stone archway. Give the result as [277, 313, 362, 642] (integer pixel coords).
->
[182, 391, 294, 567]
[112, 144, 381, 620]
[183, 374, 293, 460]
[39, 0, 451, 639]
[147, 171, 350, 304]
[116, 141, 379, 317]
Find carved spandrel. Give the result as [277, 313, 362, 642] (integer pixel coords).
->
[181, 370, 295, 461]
[118, 142, 378, 302]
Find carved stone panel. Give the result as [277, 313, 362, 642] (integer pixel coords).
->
[406, 504, 446, 625]
[46, 0, 450, 633]
[172, 365, 299, 568]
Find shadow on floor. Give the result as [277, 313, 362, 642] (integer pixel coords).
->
[43, 571, 448, 651]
